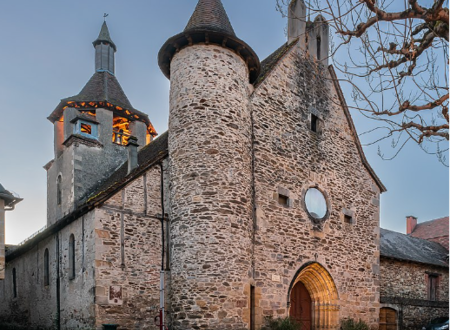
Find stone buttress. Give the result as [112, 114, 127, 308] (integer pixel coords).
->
[158, 0, 260, 328]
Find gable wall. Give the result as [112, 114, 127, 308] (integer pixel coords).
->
[250, 45, 381, 328]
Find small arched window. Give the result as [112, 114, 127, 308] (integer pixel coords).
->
[12, 268, 17, 298]
[69, 234, 75, 280]
[380, 307, 398, 330]
[57, 175, 62, 206]
[44, 249, 49, 286]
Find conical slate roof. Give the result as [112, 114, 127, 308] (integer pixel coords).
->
[184, 0, 236, 36]
[158, 0, 260, 83]
[93, 21, 117, 51]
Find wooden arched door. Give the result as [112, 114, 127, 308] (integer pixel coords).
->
[290, 281, 312, 330]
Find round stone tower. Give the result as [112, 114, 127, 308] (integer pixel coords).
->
[159, 0, 260, 328]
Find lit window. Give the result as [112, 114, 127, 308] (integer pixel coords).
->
[112, 116, 131, 145]
[81, 123, 92, 135]
[74, 120, 98, 139]
[305, 188, 327, 219]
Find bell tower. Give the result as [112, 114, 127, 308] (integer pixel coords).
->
[159, 0, 260, 328]
[45, 21, 157, 226]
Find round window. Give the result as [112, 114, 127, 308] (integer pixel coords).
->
[304, 188, 328, 219]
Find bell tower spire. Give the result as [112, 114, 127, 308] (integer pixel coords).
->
[93, 20, 116, 75]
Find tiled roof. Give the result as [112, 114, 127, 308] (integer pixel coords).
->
[185, 0, 236, 36]
[380, 228, 448, 267]
[93, 21, 117, 51]
[410, 216, 449, 250]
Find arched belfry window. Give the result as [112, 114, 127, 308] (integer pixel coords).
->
[57, 175, 62, 206]
[69, 234, 75, 280]
[44, 249, 49, 286]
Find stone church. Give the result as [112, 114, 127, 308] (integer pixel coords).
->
[0, 0, 389, 329]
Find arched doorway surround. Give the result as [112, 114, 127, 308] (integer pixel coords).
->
[287, 262, 340, 329]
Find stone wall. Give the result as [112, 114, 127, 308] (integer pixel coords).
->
[251, 43, 381, 329]
[0, 210, 97, 329]
[94, 164, 167, 330]
[380, 257, 449, 330]
[168, 44, 254, 330]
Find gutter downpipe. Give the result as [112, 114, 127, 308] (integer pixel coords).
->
[159, 162, 166, 330]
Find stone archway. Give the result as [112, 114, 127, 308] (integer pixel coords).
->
[288, 262, 340, 330]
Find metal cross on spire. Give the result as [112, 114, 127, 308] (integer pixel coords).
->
[103, 13, 109, 21]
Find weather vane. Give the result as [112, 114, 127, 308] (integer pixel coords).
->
[104, 13, 109, 21]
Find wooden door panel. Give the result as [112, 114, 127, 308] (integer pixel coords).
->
[290, 282, 312, 330]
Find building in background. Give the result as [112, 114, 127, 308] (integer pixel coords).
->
[407, 216, 449, 250]
[0, 184, 22, 280]
[379, 217, 449, 330]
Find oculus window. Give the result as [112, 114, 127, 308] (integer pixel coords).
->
[305, 188, 327, 219]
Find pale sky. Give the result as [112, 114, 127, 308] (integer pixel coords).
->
[0, 0, 448, 245]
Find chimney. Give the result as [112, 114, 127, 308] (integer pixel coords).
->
[127, 136, 139, 174]
[288, 0, 306, 46]
[406, 215, 418, 234]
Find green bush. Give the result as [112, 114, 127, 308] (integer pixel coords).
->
[265, 316, 302, 330]
[340, 318, 370, 330]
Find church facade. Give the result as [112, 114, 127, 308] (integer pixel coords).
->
[0, 0, 387, 329]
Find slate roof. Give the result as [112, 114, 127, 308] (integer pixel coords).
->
[48, 71, 156, 134]
[185, 0, 236, 36]
[380, 228, 448, 267]
[87, 131, 169, 202]
[410, 216, 449, 242]
[158, 0, 260, 83]
[93, 21, 117, 51]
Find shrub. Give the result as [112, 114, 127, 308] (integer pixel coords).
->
[265, 316, 302, 330]
[340, 318, 370, 330]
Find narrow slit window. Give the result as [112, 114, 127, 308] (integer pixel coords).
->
[250, 285, 255, 330]
[317, 36, 321, 60]
[69, 234, 75, 280]
[57, 175, 62, 206]
[12, 268, 17, 298]
[44, 249, 49, 286]
[311, 114, 318, 132]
